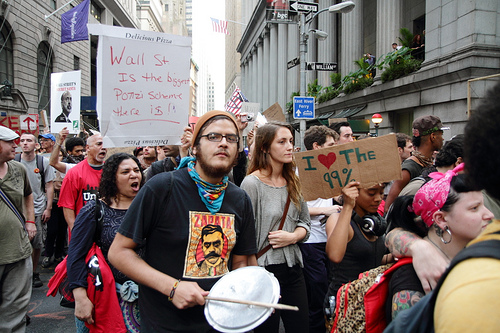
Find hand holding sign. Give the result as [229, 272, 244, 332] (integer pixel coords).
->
[341, 181, 360, 207]
[295, 134, 402, 201]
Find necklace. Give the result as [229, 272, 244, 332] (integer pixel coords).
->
[425, 236, 451, 261]
[412, 150, 433, 167]
[261, 172, 281, 187]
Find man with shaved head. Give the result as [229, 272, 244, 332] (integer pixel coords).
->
[58, 134, 107, 232]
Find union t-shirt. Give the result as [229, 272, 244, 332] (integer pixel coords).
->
[58, 159, 101, 216]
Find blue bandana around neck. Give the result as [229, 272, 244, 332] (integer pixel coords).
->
[178, 156, 228, 214]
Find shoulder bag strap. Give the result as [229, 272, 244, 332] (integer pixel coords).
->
[36, 155, 46, 193]
[256, 195, 291, 259]
[0, 186, 26, 229]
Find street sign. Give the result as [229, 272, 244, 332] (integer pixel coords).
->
[287, 57, 300, 70]
[293, 96, 315, 119]
[306, 62, 338, 71]
[289, 1, 318, 13]
[20, 114, 39, 131]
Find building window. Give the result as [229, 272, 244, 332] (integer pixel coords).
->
[165, 4, 168, 11]
[50, 0, 57, 10]
[37, 42, 53, 114]
[0, 23, 14, 85]
[74, 56, 80, 70]
[91, 0, 102, 22]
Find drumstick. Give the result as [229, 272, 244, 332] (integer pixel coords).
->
[205, 296, 299, 311]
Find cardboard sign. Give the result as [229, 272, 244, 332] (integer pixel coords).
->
[88, 24, 191, 147]
[263, 102, 286, 122]
[295, 134, 402, 201]
[328, 117, 347, 126]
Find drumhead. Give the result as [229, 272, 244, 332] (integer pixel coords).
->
[204, 266, 280, 333]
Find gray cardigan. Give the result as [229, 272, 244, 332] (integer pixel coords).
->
[241, 175, 311, 267]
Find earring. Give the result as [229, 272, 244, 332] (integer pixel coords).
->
[438, 226, 452, 244]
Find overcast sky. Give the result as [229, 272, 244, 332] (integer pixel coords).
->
[192, 0, 225, 110]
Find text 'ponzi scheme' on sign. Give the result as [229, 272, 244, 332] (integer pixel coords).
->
[88, 24, 191, 148]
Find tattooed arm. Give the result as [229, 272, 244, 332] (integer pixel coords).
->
[385, 228, 448, 293]
[391, 290, 424, 320]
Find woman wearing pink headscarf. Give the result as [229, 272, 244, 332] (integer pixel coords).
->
[384, 163, 493, 323]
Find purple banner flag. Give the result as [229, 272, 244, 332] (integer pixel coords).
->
[61, 0, 90, 44]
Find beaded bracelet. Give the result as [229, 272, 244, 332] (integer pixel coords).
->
[25, 221, 35, 224]
[168, 279, 181, 302]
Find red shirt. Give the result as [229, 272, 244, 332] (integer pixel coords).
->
[58, 159, 102, 216]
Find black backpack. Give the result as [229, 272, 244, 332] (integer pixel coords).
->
[384, 231, 500, 333]
[15, 153, 46, 193]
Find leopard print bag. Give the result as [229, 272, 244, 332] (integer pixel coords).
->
[328, 258, 413, 333]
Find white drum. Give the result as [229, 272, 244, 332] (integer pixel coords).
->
[204, 266, 280, 333]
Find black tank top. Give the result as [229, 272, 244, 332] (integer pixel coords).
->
[327, 217, 386, 300]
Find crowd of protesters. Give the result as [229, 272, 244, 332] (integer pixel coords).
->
[1, 82, 500, 333]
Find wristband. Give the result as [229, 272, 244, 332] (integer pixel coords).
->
[168, 279, 181, 302]
[25, 221, 35, 224]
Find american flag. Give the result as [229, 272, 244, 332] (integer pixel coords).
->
[211, 17, 229, 35]
[225, 87, 248, 115]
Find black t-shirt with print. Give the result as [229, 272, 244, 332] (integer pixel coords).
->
[118, 167, 257, 332]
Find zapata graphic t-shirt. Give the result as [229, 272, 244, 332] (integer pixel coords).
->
[118, 168, 257, 333]
[185, 211, 236, 278]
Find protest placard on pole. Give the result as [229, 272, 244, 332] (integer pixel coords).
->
[88, 24, 191, 147]
[51, 70, 81, 134]
[295, 134, 402, 201]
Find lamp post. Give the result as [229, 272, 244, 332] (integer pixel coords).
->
[371, 113, 383, 137]
[298, 1, 355, 151]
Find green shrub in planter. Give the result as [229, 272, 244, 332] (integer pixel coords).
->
[381, 58, 422, 83]
[344, 77, 374, 95]
[317, 89, 340, 104]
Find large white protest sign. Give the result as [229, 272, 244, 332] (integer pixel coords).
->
[88, 24, 191, 147]
[51, 70, 81, 134]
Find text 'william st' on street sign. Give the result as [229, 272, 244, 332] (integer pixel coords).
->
[306, 62, 338, 71]
[293, 96, 315, 119]
[289, 1, 318, 13]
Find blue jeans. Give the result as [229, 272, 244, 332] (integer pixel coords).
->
[75, 317, 89, 333]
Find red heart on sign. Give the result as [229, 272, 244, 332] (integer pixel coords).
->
[318, 152, 337, 169]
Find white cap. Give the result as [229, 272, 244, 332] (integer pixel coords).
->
[0, 126, 19, 141]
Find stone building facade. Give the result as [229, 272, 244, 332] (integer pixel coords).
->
[236, 0, 500, 139]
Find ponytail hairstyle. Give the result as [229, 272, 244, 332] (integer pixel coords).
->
[247, 122, 302, 208]
[387, 195, 428, 238]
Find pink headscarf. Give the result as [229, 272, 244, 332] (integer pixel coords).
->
[413, 163, 465, 227]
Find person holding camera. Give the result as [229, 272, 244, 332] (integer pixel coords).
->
[323, 181, 389, 319]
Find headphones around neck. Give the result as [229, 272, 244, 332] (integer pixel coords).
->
[353, 212, 388, 237]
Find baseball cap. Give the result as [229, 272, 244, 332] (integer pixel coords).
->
[0, 126, 19, 141]
[39, 133, 56, 142]
[412, 115, 449, 137]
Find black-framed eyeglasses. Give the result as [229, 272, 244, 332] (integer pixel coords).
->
[200, 133, 239, 143]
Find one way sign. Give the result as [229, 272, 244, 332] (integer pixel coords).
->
[289, 1, 318, 13]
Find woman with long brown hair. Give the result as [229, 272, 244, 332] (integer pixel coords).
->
[241, 122, 311, 333]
